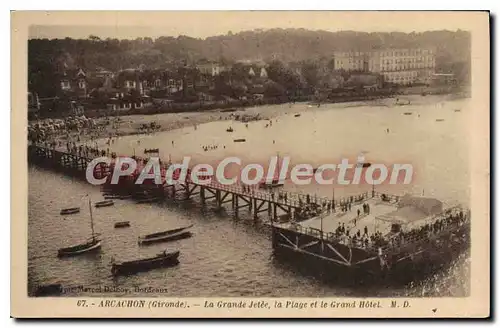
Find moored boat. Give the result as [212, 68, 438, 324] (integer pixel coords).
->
[111, 250, 180, 276]
[114, 221, 131, 228]
[226, 127, 234, 132]
[95, 200, 114, 208]
[57, 237, 101, 257]
[138, 224, 193, 245]
[57, 197, 102, 257]
[233, 138, 246, 143]
[60, 207, 80, 215]
[259, 152, 284, 189]
[294, 114, 301, 117]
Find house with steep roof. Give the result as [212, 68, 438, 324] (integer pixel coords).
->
[57, 67, 88, 99]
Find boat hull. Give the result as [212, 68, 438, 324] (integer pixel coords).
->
[111, 251, 180, 276]
[139, 231, 192, 245]
[114, 221, 131, 228]
[57, 240, 102, 257]
[60, 208, 80, 215]
[95, 201, 114, 208]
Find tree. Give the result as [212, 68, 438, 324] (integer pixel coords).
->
[88, 35, 101, 42]
[301, 61, 319, 90]
[264, 81, 286, 98]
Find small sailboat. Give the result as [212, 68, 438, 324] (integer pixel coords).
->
[226, 126, 234, 132]
[57, 197, 101, 257]
[260, 153, 285, 189]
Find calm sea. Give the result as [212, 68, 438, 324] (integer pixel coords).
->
[28, 95, 471, 297]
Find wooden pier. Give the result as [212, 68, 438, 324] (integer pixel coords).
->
[28, 144, 470, 281]
[28, 145, 371, 223]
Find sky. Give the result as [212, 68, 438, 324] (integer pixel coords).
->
[26, 11, 474, 40]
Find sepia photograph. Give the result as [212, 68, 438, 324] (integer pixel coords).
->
[11, 11, 490, 318]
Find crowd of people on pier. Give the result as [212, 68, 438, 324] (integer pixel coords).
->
[386, 208, 469, 249]
[321, 204, 469, 251]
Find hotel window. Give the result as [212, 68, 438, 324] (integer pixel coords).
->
[155, 79, 161, 87]
[78, 80, 86, 89]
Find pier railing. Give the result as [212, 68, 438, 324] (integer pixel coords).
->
[287, 204, 469, 255]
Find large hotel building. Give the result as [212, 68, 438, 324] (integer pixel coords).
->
[333, 48, 436, 85]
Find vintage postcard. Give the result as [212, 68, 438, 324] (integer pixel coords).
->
[11, 11, 490, 318]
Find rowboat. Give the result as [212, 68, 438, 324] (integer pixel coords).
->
[138, 225, 193, 245]
[111, 250, 180, 276]
[57, 197, 101, 257]
[114, 221, 131, 228]
[294, 114, 301, 117]
[233, 138, 246, 143]
[60, 207, 80, 215]
[95, 200, 114, 208]
[403, 112, 412, 115]
[436, 119, 445, 122]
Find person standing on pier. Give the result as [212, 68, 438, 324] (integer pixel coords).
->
[357, 208, 361, 217]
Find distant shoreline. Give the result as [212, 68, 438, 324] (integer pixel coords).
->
[84, 90, 468, 143]
[35, 87, 470, 146]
